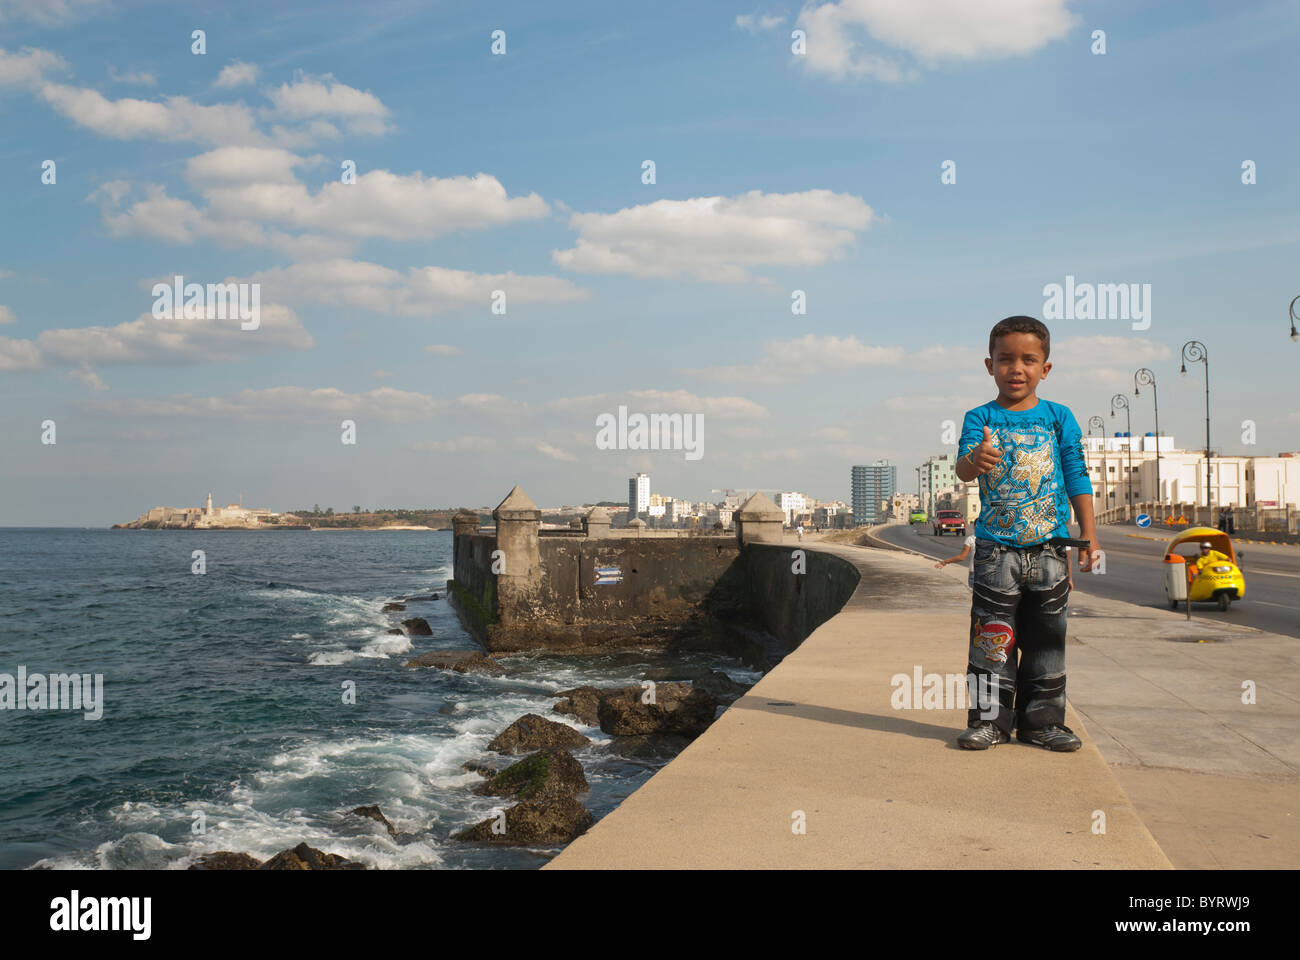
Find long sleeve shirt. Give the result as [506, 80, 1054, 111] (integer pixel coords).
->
[958, 397, 1092, 547]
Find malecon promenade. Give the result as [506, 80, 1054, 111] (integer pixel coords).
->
[450, 489, 1296, 869]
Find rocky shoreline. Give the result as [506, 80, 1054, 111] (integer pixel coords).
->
[188, 587, 754, 869]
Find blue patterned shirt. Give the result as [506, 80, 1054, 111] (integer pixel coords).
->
[958, 397, 1092, 547]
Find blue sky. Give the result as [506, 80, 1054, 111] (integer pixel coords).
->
[2, 0, 1298, 524]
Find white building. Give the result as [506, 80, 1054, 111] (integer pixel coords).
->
[627, 473, 650, 519]
[777, 491, 808, 525]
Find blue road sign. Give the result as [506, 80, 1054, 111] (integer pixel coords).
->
[1136, 513, 1151, 528]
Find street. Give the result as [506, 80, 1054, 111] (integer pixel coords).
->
[872, 521, 1300, 640]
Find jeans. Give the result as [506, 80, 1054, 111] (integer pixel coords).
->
[967, 537, 1071, 735]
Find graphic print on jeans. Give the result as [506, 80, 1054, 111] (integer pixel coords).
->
[967, 537, 1070, 735]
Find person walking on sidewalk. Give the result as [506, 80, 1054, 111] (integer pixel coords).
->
[935, 533, 977, 589]
[953, 316, 1100, 752]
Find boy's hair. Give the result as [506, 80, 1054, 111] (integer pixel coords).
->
[988, 316, 1050, 360]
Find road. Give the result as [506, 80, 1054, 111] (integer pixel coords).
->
[872, 521, 1300, 640]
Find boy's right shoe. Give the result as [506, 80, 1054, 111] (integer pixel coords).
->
[957, 721, 1009, 750]
[1016, 724, 1082, 752]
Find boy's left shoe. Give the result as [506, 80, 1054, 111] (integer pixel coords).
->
[1016, 724, 1081, 752]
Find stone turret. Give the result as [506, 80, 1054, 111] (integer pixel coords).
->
[452, 508, 480, 540]
[627, 517, 646, 538]
[493, 486, 541, 580]
[735, 492, 785, 546]
[584, 506, 611, 539]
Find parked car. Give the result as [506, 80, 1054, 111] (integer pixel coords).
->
[933, 509, 967, 536]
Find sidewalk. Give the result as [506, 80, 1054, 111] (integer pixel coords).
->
[547, 542, 1172, 869]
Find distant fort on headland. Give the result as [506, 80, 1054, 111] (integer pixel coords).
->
[114, 493, 306, 530]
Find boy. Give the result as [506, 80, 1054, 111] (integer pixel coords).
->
[954, 316, 1099, 752]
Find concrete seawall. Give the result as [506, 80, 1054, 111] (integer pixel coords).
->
[448, 489, 860, 667]
[546, 539, 1171, 869]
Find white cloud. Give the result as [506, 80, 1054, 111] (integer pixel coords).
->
[0, 334, 41, 371]
[107, 65, 156, 86]
[97, 160, 551, 251]
[736, 13, 786, 32]
[67, 362, 107, 391]
[533, 441, 577, 462]
[796, 0, 1077, 81]
[1, 301, 312, 370]
[102, 386, 438, 422]
[0, 305, 15, 324]
[546, 389, 769, 421]
[214, 61, 259, 89]
[264, 72, 390, 136]
[425, 344, 463, 356]
[250, 259, 587, 315]
[40, 83, 265, 145]
[0, 0, 105, 25]
[0, 46, 68, 88]
[683, 333, 903, 383]
[553, 189, 873, 282]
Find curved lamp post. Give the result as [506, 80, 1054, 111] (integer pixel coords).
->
[1135, 368, 1161, 517]
[1088, 415, 1108, 515]
[1111, 393, 1133, 513]
[1180, 340, 1211, 511]
[1290, 295, 1299, 342]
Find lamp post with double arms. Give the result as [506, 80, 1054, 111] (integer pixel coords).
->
[1088, 415, 1108, 518]
[1134, 368, 1161, 519]
[1111, 393, 1133, 516]
[1180, 340, 1211, 513]
[1290, 295, 1299, 342]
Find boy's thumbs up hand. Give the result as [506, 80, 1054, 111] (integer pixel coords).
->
[969, 425, 1003, 475]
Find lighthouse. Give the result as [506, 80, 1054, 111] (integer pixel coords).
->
[206, 492, 213, 516]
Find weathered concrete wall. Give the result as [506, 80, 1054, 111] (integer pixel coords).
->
[737, 543, 861, 654]
[450, 522, 859, 666]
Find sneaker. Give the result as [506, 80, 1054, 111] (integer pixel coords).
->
[957, 721, 1010, 750]
[1016, 724, 1082, 752]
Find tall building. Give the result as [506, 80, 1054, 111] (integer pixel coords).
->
[851, 461, 896, 525]
[922, 454, 958, 514]
[627, 472, 650, 520]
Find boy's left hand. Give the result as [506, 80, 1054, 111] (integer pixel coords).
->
[1079, 537, 1102, 573]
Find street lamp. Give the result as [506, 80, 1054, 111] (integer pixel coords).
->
[1180, 340, 1211, 513]
[1088, 415, 1108, 515]
[1135, 368, 1162, 518]
[1290, 295, 1299, 342]
[1111, 393, 1133, 514]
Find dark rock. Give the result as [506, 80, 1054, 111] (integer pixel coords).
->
[387, 628, 404, 635]
[552, 686, 603, 725]
[402, 617, 433, 636]
[382, 602, 406, 613]
[605, 732, 694, 760]
[473, 747, 588, 801]
[453, 795, 593, 845]
[188, 851, 263, 870]
[405, 649, 504, 675]
[462, 759, 505, 778]
[488, 714, 590, 755]
[350, 805, 396, 837]
[597, 682, 717, 737]
[439, 700, 458, 716]
[405, 594, 438, 601]
[260, 842, 366, 870]
[692, 670, 752, 701]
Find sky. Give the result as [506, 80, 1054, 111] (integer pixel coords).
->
[2, 0, 1298, 525]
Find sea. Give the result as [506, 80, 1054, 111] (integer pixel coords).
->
[0, 528, 759, 870]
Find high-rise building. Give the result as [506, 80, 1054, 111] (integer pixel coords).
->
[627, 472, 650, 520]
[851, 461, 896, 525]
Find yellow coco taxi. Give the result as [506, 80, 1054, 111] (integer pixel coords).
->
[1162, 526, 1246, 611]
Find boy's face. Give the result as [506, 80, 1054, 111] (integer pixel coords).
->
[985, 332, 1051, 402]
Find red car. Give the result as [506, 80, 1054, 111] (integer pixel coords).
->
[932, 509, 967, 537]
